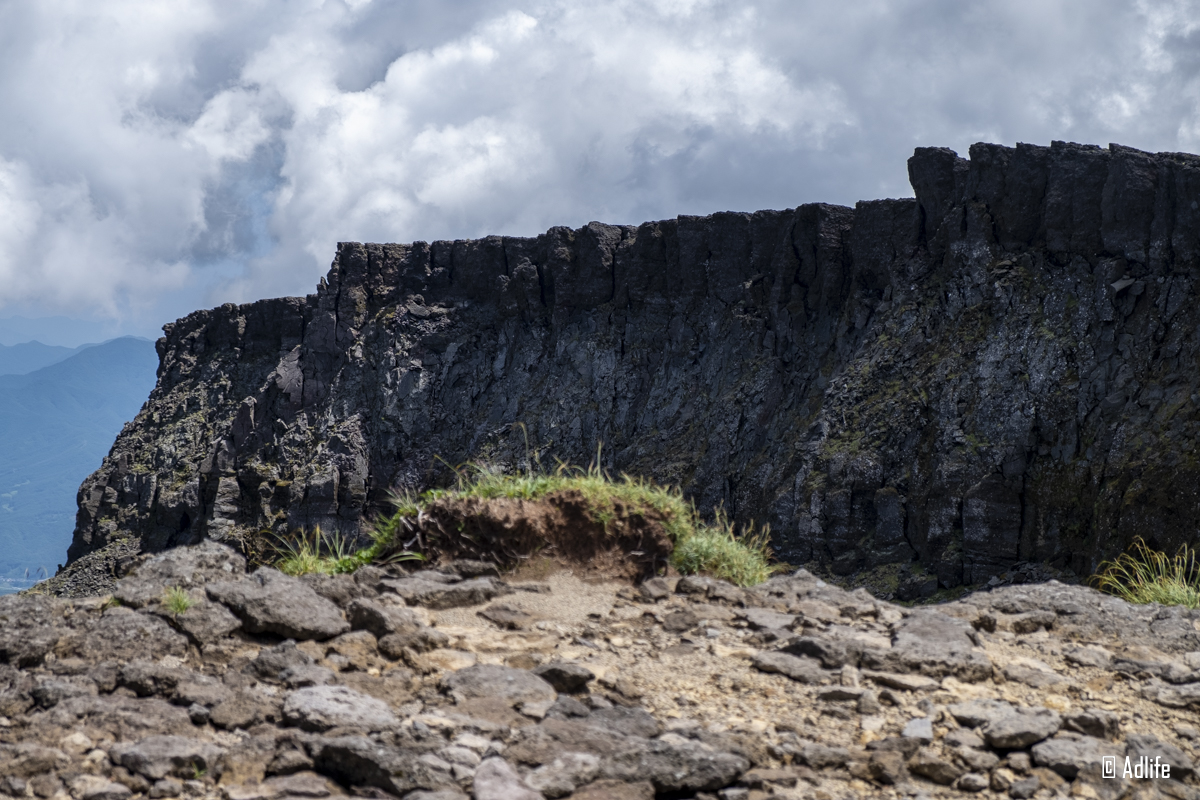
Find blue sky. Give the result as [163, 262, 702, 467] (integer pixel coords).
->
[2, 0, 1199, 339]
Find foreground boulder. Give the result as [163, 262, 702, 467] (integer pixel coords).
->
[206, 568, 349, 640]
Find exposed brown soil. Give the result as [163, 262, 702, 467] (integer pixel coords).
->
[416, 490, 675, 581]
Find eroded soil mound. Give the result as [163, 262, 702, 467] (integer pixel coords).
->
[416, 490, 676, 581]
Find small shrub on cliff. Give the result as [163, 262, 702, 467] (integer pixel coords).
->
[1091, 537, 1200, 608]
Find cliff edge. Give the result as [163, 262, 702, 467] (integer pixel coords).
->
[66, 141, 1200, 593]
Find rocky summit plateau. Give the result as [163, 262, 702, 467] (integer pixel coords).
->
[2, 542, 1200, 800]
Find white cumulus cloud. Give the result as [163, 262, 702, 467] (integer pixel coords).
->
[0, 0, 1199, 334]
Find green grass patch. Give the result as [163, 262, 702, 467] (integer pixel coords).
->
[670, 511, 778, 587]
[273, 525, 424, 577]
[162, 586, 195, 616]
[1091, 537, 1200, 608]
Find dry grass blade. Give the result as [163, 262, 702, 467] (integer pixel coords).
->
[1091, 537, 1200, 609]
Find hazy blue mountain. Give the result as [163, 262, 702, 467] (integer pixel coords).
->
[0, 316, 120, 348]
[0, 340, 87, 375]
[0, 337, 158, 593]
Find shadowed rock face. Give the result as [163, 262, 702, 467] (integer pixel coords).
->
[67, 140, 1200, 589]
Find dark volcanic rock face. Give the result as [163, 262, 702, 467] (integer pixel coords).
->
[67, 140, 1200, 589]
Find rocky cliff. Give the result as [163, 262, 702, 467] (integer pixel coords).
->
[68, 141, 1200, 592]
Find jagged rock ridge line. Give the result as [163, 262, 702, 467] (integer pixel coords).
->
[70, 140, 1200, 590]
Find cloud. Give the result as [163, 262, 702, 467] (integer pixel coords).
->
[1, 0, 1199, 332]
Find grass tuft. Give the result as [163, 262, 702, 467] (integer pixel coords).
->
[671, 512, 777, 587]
[162, 586, 194, 616]
[1090, 537, 1200, 608]
[274, 525, 423, 577]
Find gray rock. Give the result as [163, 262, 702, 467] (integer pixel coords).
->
[1062, 708, 1120, 739]
[280, 664, 335, 688]
[955, 772, 988, 793]
[1145, 680, 1200, 710]
[740, 608, 796, 631]
[445, 559, 501, 578]
[381, 576, 502, 609]
[0, 595, 66, 667]
[602, 738, 748, 792]
[779, 635, 862, 669]
[1064, 645, 1113, 669]
[170, 600, 242, 645]
[0, 744, 69, 778]
[533, 661, 595, 693]
[953, 746, 999, 772]
[310, 736, 447, 795]
[114, 541, 245, 608]
[206, 568, 349, 640]
[346, 598, 423, 638]
[638, 578, 671, 602]
[473, 757, 541, 800]
[981, 706, 1061, 750]
[71, 776, 133, 800]
[586, 707, 662, 739]
[947, 698, 1014, 728]
[526, 753, 601, 798]
[1008, 776, 1039, 799]
[117, 661, 187, 698]
[478, 603, 535, 630]
[45, 694, 193, 737]
[863, 610, 992, 682]
[907, 746, 964, 785]
[662, 609, 698, 632]
[442, 665, 556, 715]
[861, 670, 938, 692]
[1031, 732, 1122, 779]
[1125, 734, 1195, 778]
[868, 750, 907, 785]
[148, 779, 182, 799]
[282, 685, 399, 732]
[301, 572, 368, 606]
[110, 735, 226, 780]
[251, 640, 316, 681]
[55, 608, 188, 663]
[901, 717, 933, 742]
[1003, 662, 1068, 688]
[944, 729, 985, 749]
[750, 651, 827, 683]
[378, 627, 450, 657]
[799, 743, 849, 769]
[547, 695, 591, 719]
[31, 677, 95, 708]
[210, 690, 278, 730]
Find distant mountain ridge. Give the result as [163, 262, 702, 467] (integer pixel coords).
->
[0, 315, 122, 348]
[0, 337, 158, 593]
[0, 340, 91, 376]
